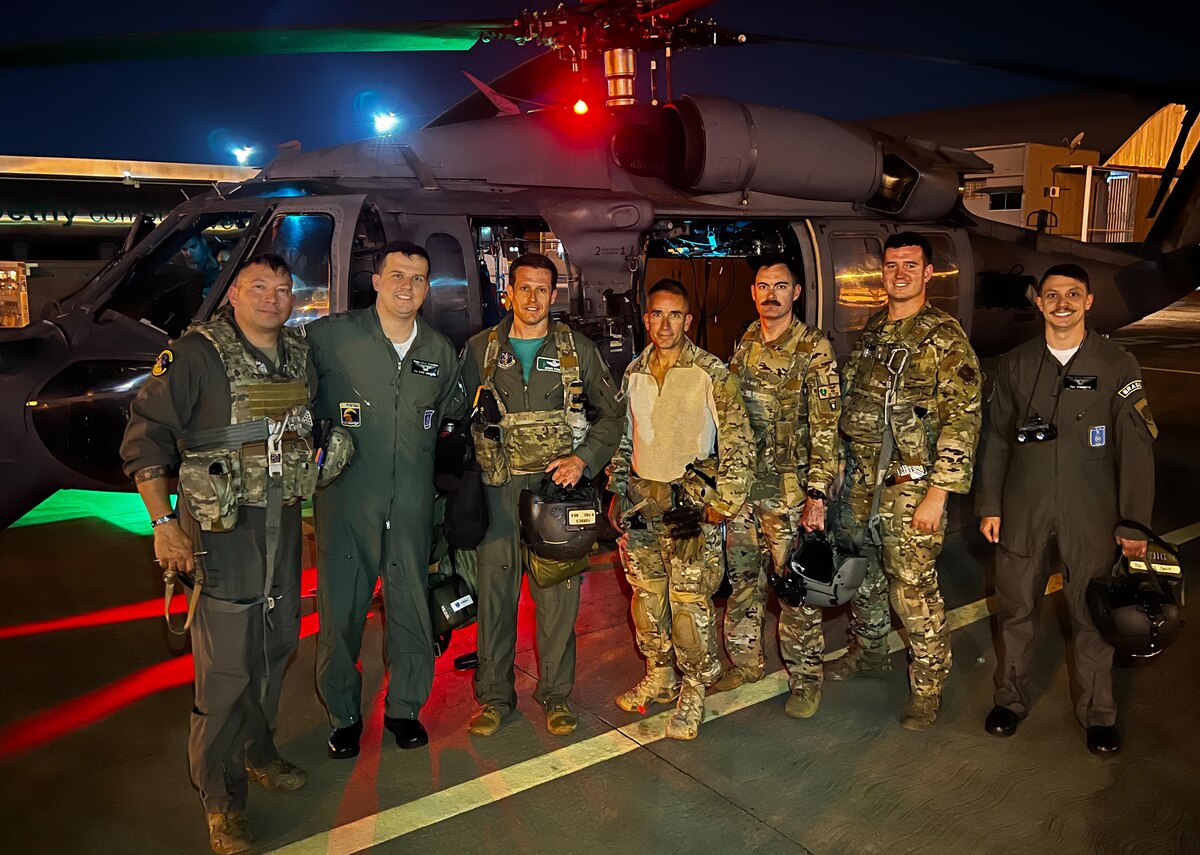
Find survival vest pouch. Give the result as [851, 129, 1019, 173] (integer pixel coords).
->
[1086, 520, 1185, 659]
[314, 421, 354, 488]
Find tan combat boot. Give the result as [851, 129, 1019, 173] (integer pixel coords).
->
[824, 645, 892, 681]
[784, 683, 821, 719]
[900, 693, 940, 731]
[665, 679, 706, 740]
[468, 704, 505, 737]
[712, 664, 763, 693]
[246, 757, 308, 792]
[616, 665, 681, 713]
[206, 810, 253, 855]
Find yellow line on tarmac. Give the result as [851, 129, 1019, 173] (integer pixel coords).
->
[271, 592, 1006, 855]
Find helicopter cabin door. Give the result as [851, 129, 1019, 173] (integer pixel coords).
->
[807, 220, 972, 357]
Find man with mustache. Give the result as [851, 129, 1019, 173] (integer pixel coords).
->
[829, 232, 982, 731]
[976, 263, 1156, 755]
[459, 252, 623, 737]
[716, 255, 841, 719]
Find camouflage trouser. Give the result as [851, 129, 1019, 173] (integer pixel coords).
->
[725, 502, 824, 689]
[838, 444, 950, 698]
[619, 518, 724, 686]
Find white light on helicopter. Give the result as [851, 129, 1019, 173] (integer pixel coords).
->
[374, 112, 400, 135]
[232, 146, 255, 166]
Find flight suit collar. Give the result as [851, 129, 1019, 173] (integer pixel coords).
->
[1038, 328, 1095, 363]
[224, 312, 284, 374]
[493, 313, 556, 350]
[361, 305, 427, 351]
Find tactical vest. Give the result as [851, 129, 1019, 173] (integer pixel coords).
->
[475, 323, 587, 486]
[730, 322, 818, 496]
[841, 305, 951, 469]
[177, 311, 318, 531]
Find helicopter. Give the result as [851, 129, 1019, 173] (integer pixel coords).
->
[1, 0, 1197, 528]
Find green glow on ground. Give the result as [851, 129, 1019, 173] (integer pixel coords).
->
[12, 491, 315, 533]
[12, 490, 155, 534]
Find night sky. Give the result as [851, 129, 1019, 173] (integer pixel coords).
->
[2, 1, 1190, 165]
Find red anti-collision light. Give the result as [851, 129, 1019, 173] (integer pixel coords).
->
[573, 99, 589, 115]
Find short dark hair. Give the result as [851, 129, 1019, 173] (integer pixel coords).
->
[1039, 262, 1090, 292]
[508, 252, 559, 290]
[374, 241, 430, 275]
[646, 278, 690, 313]
[238, 253, 291, 279]
[749, 254, 803, 284]
[883, 232, 934, 267]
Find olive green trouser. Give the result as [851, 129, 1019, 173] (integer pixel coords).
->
[474, 472, 581, 714]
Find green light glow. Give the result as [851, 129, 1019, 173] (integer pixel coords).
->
[12, 490, 156, 534]
[12, 491, 315, 533]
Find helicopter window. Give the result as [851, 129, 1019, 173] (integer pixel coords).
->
[831, 236, 887, 332]
[251, 213, 334, 326]
[920, 232, 960, 317]
[103, 212, 252, 338]
[349, 206, 387, 311]
[473, 219, 574, 326]
[423, 232, 471, 350]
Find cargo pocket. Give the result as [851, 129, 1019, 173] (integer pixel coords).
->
[179, 453, 240, 531]
[471, 421, 510, 486]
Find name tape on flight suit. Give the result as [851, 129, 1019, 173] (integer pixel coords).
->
[536, 356, 561, 373]
[411, 359, 440, 377]
[1064, 375, 1098, 390]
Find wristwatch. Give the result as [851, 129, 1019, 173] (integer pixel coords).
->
[151, 511, 178, 528]
[805, 487, 827, 502]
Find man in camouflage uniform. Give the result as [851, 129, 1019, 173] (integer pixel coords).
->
[829, 232, 982, 731]
[716, 256, 841, 719]
[460, 252, 623, 738]
[609, 279, 753, 740]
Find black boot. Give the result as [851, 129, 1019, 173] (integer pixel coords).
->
[1086, 725, 1120, 755]
[984, 705, 1020, 737]
[327, 720, 363, 760]
[384, 716, 429, 749]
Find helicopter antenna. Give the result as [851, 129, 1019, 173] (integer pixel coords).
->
[211, 183, 226, 200]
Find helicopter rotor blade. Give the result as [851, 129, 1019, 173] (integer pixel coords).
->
[426, 50, 607, 127]
[0, 22, 505, 70]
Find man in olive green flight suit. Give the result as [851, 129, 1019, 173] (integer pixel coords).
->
[308, 241, 465, 758]
[608, 279, 754, 741]
[977, 263, 1156, 755]
[460, 252, 623, 737]
[830, 231, 982, 731]
[718, 256, 841, 719]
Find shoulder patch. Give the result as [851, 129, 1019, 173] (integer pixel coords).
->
[1133, 398, 1159, 439]
[1118, 379, 1143, 399]
[151, 349, 173, 377]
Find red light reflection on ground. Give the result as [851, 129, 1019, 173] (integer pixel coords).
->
[0, 584, 322, 761]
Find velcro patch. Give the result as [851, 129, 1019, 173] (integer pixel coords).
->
[1089, 425, 1106, 447]
[411, 359, 440, 377]
[1118, 379, 1143, 398]
[817, 384, 837, 399]
[152, 349, 173, 377]
[497, 351, 517, 369]
[536, 356, 561, 373]
[339, 402, 361, 428]
[1134, 398, 1159, 439]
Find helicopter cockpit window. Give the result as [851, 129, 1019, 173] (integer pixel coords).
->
[251, 213, 334, 326]
[832, 236, 887, 332]
[424, 233, 471, 350]
[103, 212, 252, 338]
